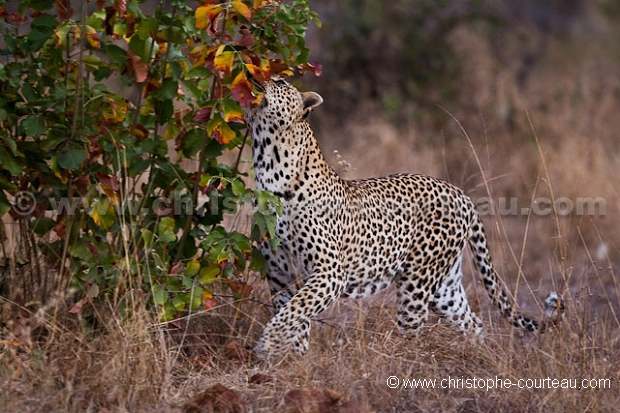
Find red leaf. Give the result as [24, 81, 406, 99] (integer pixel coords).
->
[114, 0, 126, 19]
[231, 72, 254, 107]
[204, 295, 217, 311]
[69, 298, 85, 313]
[236, 27, 254, 47]
[85, 242, 98, 256]
[96, 172, 120, 190]
[125, 50, 148, 82]
[224, 280, 253, 299]
[193, 106, 212, 123]
[269, 59, 291, 75]
[74, 175, 90, 196]
[169, 262, 181, 275]
[104, 6, 116, 35]
[302, 62, 322, 76]
[54, 0, 73, 20]
[54, 217, 67, 238]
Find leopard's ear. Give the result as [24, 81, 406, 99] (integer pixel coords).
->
[301, 92, 323, 117]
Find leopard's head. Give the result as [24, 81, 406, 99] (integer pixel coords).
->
[244, 76, 323, 133]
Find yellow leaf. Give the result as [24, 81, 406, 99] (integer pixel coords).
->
[208, 118, 236, 145]
[85, 25, 100, 49]
[101, 186, 121, 206]
[88, 199, 115, 229]
[213, 50, 235, 76]
[231, 1, 252, 20]
[195, 4, 223, 30]
[222, 106, 244, 123]
[189, 44, 208, 66]
[102, 96, 128, 124]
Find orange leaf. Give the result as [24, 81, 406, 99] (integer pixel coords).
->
[231, 72, 254, 107]
[204, 291, 217, 311]
[102, 188, 121, 206]
[231, 1, 252, 21]
[245, 61, 270, 83]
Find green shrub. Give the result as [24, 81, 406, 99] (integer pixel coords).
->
[0, 0, 318, 321]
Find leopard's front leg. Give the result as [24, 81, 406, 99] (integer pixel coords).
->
[255, 269, 345, 358]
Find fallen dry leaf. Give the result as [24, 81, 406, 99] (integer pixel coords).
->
[184, 383, 246, 413]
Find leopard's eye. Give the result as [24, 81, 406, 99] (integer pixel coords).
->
[273, 78, 287, 86]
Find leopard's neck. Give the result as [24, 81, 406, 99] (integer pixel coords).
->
[252, 120, 340, 202]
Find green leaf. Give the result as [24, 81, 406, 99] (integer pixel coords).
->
[190, 286, 204, 309]
[185, 259, 200, 276]
[70, 241, 94, 261]
[0, 176, 17, 192]
[157, 99, 174, 125]
[103, 44, 127, 68]
[22, 82, 41, 103]
[152, 78, 178, 101]
[58, 148, 86, 170]
[0, 191, 10, 216]
[158, 303, 177, 322]
[158, 216, 177, 242]
[186, 66, 210, 79]
[231, 179, 245, 196]
[141, 228, 154, 248]
[129, 35, 158, 63]
[32, 217, 56, 236]
[30, 0, 56, 11]
[28, 14, 57, 50]
[22, 115, 46, 137]
[0, 149, 22, 176]
[138, 17, 159, 40]
[180, 128, 204, 158]
[199, 265, 220, 285]
[51, 83, 68, 101]
[250, 246, 268, 275]
[153, 285, 168, 305]
[172, 294, 187, 311]
[88, 199, 116, 230]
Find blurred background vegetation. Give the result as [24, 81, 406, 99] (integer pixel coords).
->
[289, 0, 620, 293]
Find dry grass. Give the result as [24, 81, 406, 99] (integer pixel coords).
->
[3, 23, 620, 413]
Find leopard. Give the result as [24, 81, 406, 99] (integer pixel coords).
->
[244, 76, 559, 358]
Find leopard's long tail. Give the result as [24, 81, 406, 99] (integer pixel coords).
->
[468, 213, 561, 332]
